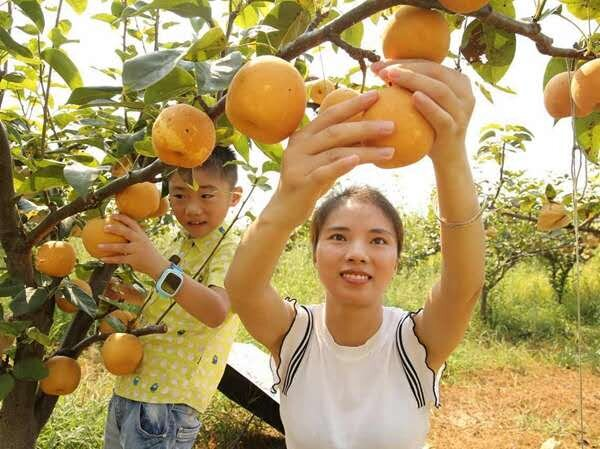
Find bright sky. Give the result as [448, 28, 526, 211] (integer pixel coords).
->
[11, 1, 590, 217]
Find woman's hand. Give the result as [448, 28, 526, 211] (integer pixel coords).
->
[98, 214, 169, 279]
[372, 59, 475, 167]
[270, 90, 396, 227]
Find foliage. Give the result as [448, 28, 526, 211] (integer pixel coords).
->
[1, 0, 600, 446]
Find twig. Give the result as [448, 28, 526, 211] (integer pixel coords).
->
[328, 34, 380, 63]
[500, 211, 600, 237]
[207, 0, 594, 121]
[57, 324, 168, 358]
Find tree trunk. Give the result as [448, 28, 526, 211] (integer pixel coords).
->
[480, 285, 489, 322]
[0, 380, 41, 449]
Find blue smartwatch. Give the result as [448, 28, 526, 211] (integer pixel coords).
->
[155, 255, 184, 298]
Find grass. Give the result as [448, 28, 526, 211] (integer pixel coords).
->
[34, 241, 600, 448]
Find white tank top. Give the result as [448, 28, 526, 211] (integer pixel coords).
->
[270, 300, 445, 449]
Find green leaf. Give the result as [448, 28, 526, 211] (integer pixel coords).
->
[66, 0, 87, 14]
[542, 57, 572, 90]
[0, 374, 15, 401]
[254, 141, 283, 164]
[0, 11, 13, 29]
[262, 1, 310, 49]
[17, 24, 39, 35]
[194, 51, 244, 92]
[41, 48, 83, 89]
[545, 183, 557, 201]
[0, 320, 31, 337]
[185, 26, 226, 61]
[10, 287, 51, 316]
[67, 86, 123, 105]
[115, 129, 147, 157]
[144, 66, 196, 104]
[125, 0, 213, 20]
[559, 0, 600, 19]
[64, 162, 102, 196]
[0, 28, 34, 58]
[133, 137, 156, 157]
[460, 17, 516, 84]
[340, 21, 364, 49]
[103, 315, 127, 333]
[575, 111, 600, 164]
[13, 0, 45, 32]
[15, 160, 67, 194]
[64, 282, 97, 317]
[232, 132, 250, 162]
[13, 357, 49, 381]
[92, 13, 118, 26]
[476, 81, 494, 104]
[0, 274, 24, 298]
[25, 327, 53, 347]
[123, 49, 185, 91]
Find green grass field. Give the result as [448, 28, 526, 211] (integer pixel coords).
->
[35, 241, 600, 449]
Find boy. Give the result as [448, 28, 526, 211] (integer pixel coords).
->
[99, 146, 242, 449]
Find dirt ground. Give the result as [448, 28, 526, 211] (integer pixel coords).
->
[428, 366, 600, 449]
[206, 365, 599, 449]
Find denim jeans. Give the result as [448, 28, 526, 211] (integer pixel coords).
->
[104, 395, 202, 449]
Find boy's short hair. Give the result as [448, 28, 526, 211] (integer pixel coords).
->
[172, 146, 238, 188]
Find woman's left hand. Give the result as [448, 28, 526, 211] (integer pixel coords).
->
[371, 59, 475, 166]
[98, 214, 169, 279]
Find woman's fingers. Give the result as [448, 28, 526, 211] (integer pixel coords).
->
[310, 146, 394, 170]
[371, 58, 423, 74]
[308, 147, 394, 186]
[308, 155, 361, 187]
[412, 91, 456, 134]
[308, 120, 395, 155]
[380, 60, 473, 102]
[380, 67, 463, 123]
[299, 90, 380, 137]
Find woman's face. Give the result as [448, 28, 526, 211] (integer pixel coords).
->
[314, 199, 398, 307]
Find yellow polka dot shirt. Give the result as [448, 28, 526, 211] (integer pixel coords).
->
[113, 225, 239, 413]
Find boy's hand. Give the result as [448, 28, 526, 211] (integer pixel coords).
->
[99, 214, 170, 279]
[372, 59, 475, 167]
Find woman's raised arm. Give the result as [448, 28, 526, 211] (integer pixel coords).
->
[225, 90, 396, 355]
[373, 60, 485, 371]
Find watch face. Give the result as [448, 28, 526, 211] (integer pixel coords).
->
[163, 272, 182, 295]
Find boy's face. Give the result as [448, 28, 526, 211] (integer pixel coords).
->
[168, 168, 241, 238]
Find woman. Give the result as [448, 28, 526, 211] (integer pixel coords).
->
[224, 59, 485, 449]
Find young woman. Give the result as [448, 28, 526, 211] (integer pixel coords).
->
[224, 59, 485, 449]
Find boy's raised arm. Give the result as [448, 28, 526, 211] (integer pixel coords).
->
[99, 213, 229, 328]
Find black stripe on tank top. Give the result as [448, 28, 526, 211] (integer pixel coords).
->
[283, 305, 314, 395]
[396, 314, 426, 408]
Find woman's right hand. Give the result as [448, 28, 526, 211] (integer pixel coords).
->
[270, 90, 396, 227]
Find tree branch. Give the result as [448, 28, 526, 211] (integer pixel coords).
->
[328, 34, 380, 63]
[500, 211, 600, 237]
[26, 160, 167, 247]
[58, 324, 167, 359]
[208, 0, 593, 121]
[0, 121, 34, 285]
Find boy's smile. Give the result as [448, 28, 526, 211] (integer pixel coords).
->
[168, 168, 241, 239]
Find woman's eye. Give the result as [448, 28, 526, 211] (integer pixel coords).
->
[201, 193, 215, 199]
[172, 194, 185, 200]
[329, 233, 345, 241]
[372, 237, 387, 245]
